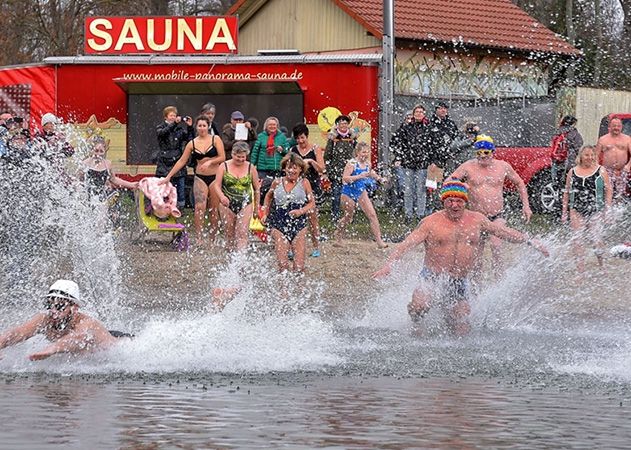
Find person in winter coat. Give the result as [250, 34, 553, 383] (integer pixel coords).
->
[427, 102, 460, 175]
[324, 114, 357, 220]
[155, 106, 192, 209]
[251, 116, 289, 200]
[392, 105, 431, 222]
[551, 115, 584, 193]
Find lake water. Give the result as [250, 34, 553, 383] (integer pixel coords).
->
[2, 150, 631, 448]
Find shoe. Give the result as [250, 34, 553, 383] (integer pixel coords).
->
[311, 249, 321, 257]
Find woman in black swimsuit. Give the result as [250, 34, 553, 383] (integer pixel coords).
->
[79, 137, 138, 201]
[162, 116, 225, 240]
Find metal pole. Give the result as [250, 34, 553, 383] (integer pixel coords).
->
[379, 0, 395, 166]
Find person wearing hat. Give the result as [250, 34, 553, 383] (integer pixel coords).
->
[426, 101, 460, 175]
[551, 115, 584, 198]
[324, 114, 358, 220]
[373, 181, 548, 335]
[0, 279, 125, 361]
[221, 110, 257, 159]
[33, 112, 74, 158]
[448, 135, 532, 276]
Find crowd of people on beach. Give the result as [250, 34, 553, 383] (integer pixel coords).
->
[1, 100, 630, 359]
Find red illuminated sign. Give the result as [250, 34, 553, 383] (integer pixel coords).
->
[85, 16, 238, 55]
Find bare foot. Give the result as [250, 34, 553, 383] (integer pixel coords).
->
[211, 287, 241, 312]
[332, 240, 344, 248]
[377, 242, 389, 249]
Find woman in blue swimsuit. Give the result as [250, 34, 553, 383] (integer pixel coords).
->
[334, 142, 388, 249]
[261, 153, 315, 272]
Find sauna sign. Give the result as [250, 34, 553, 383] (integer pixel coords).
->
[85, 16, 238, 54]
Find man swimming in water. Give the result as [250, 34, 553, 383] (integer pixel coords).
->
[372, 181, 548, 335]
[0, 279, 125, 360]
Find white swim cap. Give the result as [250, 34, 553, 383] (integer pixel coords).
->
[41, 113, 58, 127]
[46, 279, 81, 306]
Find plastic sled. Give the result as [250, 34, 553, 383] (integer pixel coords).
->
[133, 191, 189, 251]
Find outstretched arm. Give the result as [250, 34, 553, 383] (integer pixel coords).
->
[0, 314, 45, 351]
[505, 163, 532, 223]
[28, 331, 95, 361]
[372, 222, 429, 278]
[482, 219, 549, 256]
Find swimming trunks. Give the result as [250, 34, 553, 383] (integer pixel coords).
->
[222, 162, 253, 215]
[341, 161, 376, 202]
[569, 166, 605, 215]
[109, 330, 134, 338]
[419, 268, 470, 305]
[269, 177, 308, 242]
[487, 212, 503, 222]
[604, 167, 629, 202]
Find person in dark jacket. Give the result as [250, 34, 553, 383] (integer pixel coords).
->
[551, 115, 584, 193]
[427, 101, 460, 174]
[155, 106, 191, 209]
[221, 110, 257, 159]
[324, 114, 357, 220]
[392, 105, 431, 221]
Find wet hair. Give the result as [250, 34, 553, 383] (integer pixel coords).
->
[354, 141, 370, 156]
[163, 106, 177, 118]
[200, 103, 216, 114]
[195, 115, 211, 127]
[264, 116, 280, 132]
[560, 115, 577, 127]
[281, 152, 307, 173]
[232, 141, 250, 156]
[293, 123, 309, 139]
[576, 145, 596, 166]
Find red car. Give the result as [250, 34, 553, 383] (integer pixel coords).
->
[495, 113, 631, 213]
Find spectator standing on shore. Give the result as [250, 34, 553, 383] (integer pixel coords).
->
[221, 110, 257, 159]
[324, 114, 357, 221]
[550, 115, 584, 195]
[251, 116, 289, 200]
[561, 145, 612, 272]
[290, 123, 324, 257]
[33, 113, 74, 158]
[427, 102, 459, 175]
[392, 105, 431, 222]
[200, 103, 221, 136]
[388, 110, 414, 212]
[155, 106, 191, 209]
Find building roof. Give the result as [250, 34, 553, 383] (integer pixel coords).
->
[228, 0, 579, 56]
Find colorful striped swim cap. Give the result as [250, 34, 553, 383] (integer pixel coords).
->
[440, 180, 469, 202]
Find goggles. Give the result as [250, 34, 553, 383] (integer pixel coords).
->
[476, 149, 494, 157]
[44, 299, 72, 311]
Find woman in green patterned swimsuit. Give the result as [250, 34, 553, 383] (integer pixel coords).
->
[214, 141, 261, 251]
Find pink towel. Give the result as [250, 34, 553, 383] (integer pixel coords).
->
[139, 177, 181, 219]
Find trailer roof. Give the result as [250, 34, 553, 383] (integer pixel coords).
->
[43, 54, 382, 65]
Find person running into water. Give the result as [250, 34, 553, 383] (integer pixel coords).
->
[214, 141, 261, 252]
[334, 142, 388, 249]
[161, 116, 225, 241]
[372, 181, 548, 335]
[561, 145, 613, 272]
[290, 123, 325, 257]
[261, 153, 315, 272]
[0, 280, 129, 361]
[448, 135, 532, 276]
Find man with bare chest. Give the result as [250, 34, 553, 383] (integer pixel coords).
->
[449, 136, 532, 274]
[596, 118, 631, 201]
[0, 280, 128, 361]
[372, 181, 548, 335]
